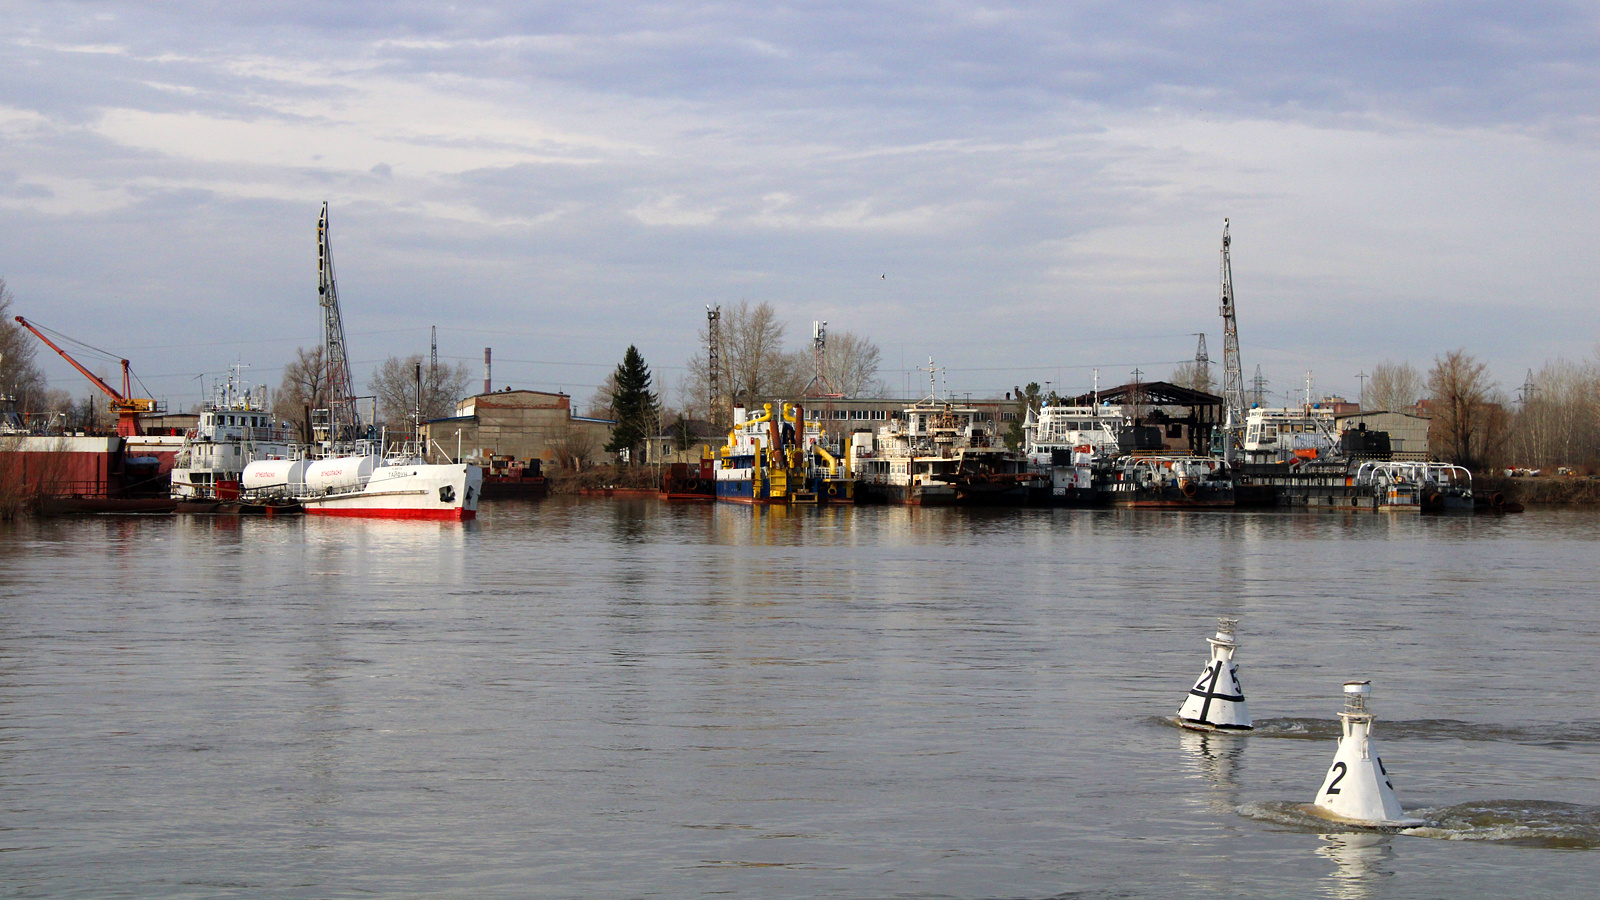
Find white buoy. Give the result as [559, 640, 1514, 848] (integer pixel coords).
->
[1308, 681, 1424, 828]
[1177, 617, 1252, 731]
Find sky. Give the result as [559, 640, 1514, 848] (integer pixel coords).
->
[2, 1, 1596, 411]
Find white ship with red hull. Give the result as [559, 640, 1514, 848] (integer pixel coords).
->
[243, 454, 483, 521]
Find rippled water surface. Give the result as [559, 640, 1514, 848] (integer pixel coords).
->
[2, 502, 1598, 898]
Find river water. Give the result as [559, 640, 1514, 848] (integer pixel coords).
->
[2, 500, 1597, 898]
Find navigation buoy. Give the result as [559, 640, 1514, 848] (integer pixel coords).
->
[1307, 681, 1424, 828]
[1177, 617, 1252, 732]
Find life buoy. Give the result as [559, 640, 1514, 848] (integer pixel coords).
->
[826, 484, 838, 497]
[1181, 480, 1198, 499]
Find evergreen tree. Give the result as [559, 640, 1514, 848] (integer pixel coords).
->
[604, 345, 658, 463]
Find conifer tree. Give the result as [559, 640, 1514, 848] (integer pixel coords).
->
[605, 345, 657, 464]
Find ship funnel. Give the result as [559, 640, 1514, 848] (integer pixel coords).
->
[1177, 617, 1252, 731]
[1309, 681, 1424, 828]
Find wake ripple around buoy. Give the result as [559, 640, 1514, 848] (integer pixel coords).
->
[1237, 800, 1600, 848]
[1245, 718, 1600, 745]
[1406, 801, 1600, 849]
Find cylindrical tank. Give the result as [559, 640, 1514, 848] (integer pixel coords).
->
[304, 455, 377, 492]
[242, 458, 308, 491]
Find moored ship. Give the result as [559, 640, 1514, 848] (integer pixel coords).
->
[713, 402, 854, 504]
[851, 400, 1035, 505]
[242, 447, 482, 521]
[1104, 455, 1234, 508]
[170, 367, 298, 507]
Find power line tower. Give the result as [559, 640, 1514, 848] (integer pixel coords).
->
[1250, 365, 1269, 409]
[1192, 332, 1211, 390]
[706, 304, 722, 427]
[316, 202, 359, 446]
[1518, 369, 1537, 407]
[1217, 219, 1246, 459]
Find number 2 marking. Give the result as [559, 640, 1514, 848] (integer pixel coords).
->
[1326, 761, 1347, 795]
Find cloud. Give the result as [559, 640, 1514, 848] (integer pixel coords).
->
[0, 1, 1596, 403]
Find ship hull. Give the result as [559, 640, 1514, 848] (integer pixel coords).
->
[297, 463, 482, 522]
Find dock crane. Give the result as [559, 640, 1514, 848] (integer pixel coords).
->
[13, 316, 164, 436]
[1216, 220, 1246, 462]
[314, 201, 361, 446]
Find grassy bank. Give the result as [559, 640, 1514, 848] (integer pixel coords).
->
[547, 464, 661, 495]
[1476, 474, 1600, 506]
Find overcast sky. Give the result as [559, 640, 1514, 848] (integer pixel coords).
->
[2, 1, 1596, 410]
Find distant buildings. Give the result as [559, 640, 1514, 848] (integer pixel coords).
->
[422, 389, 615, 468]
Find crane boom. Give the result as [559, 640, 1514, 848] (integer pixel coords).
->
[13, 315, 158, 436]
[317, 202, 360, 445]
[1217, 220, 1246, 460]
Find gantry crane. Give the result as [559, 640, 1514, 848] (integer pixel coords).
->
[13, 316, 164, 436]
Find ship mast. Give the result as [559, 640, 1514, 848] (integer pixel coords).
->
[317, 202, 360, 446]
[1218, 219, 1246, 460]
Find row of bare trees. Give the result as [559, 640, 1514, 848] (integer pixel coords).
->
[675, 300, 885, 423]
[1171, 346, 1600, 472]
[273, 346, 470, 439]
[1363, 352, 1600, 472]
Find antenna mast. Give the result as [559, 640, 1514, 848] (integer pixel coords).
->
[1218, 219, 1246, 458]
[317, 202, 359, 445]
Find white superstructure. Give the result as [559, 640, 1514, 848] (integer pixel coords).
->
[171, 368, 297, 501]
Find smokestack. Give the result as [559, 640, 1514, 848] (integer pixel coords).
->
[484, 347, 492, 394]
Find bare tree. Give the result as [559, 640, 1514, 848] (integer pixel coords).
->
[548, 419, 601, 470]
[275, 346, 327, 442]
[819, 330, 885, 397]
[370, 354, 471, 429]
[1364, 361, 1423, 412]
[586, 371, 618, 420]
[1169, 360, 1216, 394]
[0, 278, 47, 416]
[683, 300, 810, 413]
[1428, 350, 1504, 469]
[1509, 357, 1600, 469]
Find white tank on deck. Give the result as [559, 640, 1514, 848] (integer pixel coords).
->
[241, 458, 307, 491]
[304, 455, 377, 492]
[1309, 681, 1425, 828]
[1178, 617, 1252, 731]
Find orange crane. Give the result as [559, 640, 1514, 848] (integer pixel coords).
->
[14, 316, 162, 436]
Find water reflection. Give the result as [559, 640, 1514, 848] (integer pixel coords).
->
[1177, 727, 1244, 814]
[1315, 831, 1395, 900]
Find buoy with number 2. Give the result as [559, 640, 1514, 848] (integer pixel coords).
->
[1305, 681, 1424, 828]
[1177, 617, 1252, 732]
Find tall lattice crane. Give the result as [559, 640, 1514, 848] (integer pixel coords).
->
[706, 304, 722, 428]
[316, 202, 360, 445]
[1217, 219, 1246, 459]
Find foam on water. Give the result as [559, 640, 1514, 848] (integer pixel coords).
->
[1238, 800, 1600, 848]
[1238, 718, 1600, 744]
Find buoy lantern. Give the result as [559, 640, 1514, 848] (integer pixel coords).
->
[1177, 617, 1252, 732]
[1308, 681, 1424, 828]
